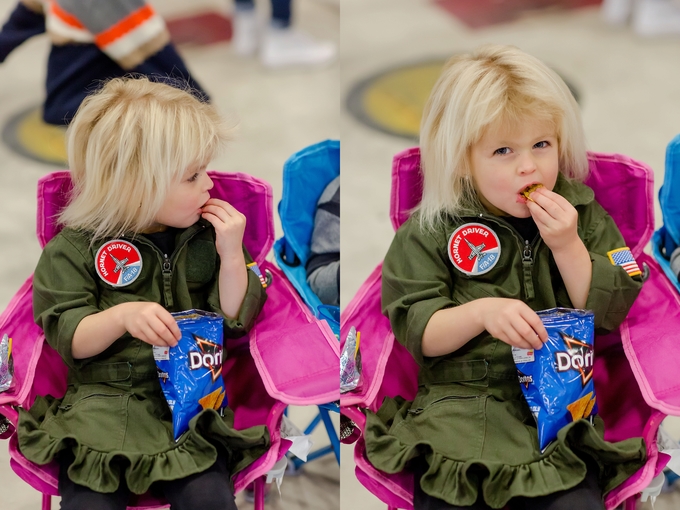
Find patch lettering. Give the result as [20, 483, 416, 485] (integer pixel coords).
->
[95, 240, 142, 287]
[447, 223, 501, 276]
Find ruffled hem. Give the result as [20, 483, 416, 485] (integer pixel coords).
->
[365, 407, 646, 509]
[17, 404, 270, 495]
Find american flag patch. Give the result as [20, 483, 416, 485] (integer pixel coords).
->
[247, 262, 268, 288]
[607, 247, 642, 277]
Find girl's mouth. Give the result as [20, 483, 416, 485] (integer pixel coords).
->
[517, 183, 543, 203]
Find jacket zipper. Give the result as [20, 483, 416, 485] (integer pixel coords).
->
[162, 253, 173, 308]
[477, 214, 540, 301]
[522, 239, 535, 300]
[127, 224, 206, 308]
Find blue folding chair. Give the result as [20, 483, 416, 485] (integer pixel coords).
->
[652, 134, 680, 293]
[274, 139, 340, 468]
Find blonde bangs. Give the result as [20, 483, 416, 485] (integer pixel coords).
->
[60, 77, 232, 241]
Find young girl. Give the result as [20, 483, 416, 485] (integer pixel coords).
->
[364, 45, 647, 509]
[17, 77, 269, 510]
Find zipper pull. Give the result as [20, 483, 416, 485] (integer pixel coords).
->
[163, 253, 171, 272]
[522, 240, 533, 264]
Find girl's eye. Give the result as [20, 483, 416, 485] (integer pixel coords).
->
[187, 172, 200, 183]
[534, 141, 550, 149]
[493, 147, 511, 156]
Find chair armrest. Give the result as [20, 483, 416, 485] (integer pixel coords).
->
[249, 263, 339, 405]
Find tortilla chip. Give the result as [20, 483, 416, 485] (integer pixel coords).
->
[583, 395, 596, 419]
[214, 389, 226, 409]
[198, 387, 223, 410]
[522, 183, 544, 202]
[566, 391, 593, 421]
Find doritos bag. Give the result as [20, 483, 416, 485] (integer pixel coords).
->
[153, 310, 227, 440]
[512, 308, 597, 451]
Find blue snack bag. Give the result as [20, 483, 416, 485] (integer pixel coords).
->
[512, 308, 597, 451]
[153, 309, 227, 440]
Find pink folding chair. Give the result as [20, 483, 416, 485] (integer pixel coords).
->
[0, 170, 339, 510]
[340, 148, 680, 510]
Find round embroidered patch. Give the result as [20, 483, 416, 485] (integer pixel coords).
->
[447, 223, 501, 276]
[95, 240, 143, 287]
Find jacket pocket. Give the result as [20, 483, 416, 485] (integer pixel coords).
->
[402, 393, 486, 460]
[47, 385, 131, 450]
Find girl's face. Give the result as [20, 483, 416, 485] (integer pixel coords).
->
[154, 165, 214, 229]
[469, 117, 559, 218]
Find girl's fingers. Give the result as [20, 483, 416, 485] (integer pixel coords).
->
[502, 326, 528, 350]
[155, 312, 181, 343]
[203, 199, 242, 217]
[201, 204, 231, 221]
[529, 192, 562, 219]
[539, 189, 572, 211]
[148, 317, 176, 346]
[139, 325, 163, 346]
[202, 205, 246, 226]
[527, 201, 552, 226]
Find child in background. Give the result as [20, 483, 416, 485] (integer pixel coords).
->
[0, 0, 208, 126]
[17, 77, 268, 510]
[364, 45, 646, 509]
[306, 175, 339, 307]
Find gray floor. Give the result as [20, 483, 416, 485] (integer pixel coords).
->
[2, 0, 680, 508]
[340, 1, 680, 509]
[0, 0, 339, 508]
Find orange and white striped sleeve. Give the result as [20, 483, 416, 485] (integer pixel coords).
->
[44, 0, 170, 69]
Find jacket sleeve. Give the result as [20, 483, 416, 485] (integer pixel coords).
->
[32, 233, 101, 369]
[382, 218, 456, 366]
[206, 245, 267, 338]
[582, 201, 643, 332]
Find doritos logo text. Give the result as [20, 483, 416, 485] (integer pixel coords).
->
[517, 371, 533, 389]
[554, 332, 594, 385]
[189, 335, 223, 383]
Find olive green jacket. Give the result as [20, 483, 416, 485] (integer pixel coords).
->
[17, 219, 269, 494]
[383, 174, 643, 369]
[365, 175, 646, 506]
[33, 219, 266, 370]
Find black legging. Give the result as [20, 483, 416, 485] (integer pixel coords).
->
[413, 457, 605, 510]
[58, 451, 237, 510]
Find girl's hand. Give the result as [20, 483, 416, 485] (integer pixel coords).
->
[201, 198, 246, 262]
[526, 187, 579, 253]
[480, 298, 548, 350]
[117, 302, 181, 347]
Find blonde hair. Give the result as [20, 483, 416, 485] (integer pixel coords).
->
[59, 76, 232, 241]
[418, 44, 589, 231]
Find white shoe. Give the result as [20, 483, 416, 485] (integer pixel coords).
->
[232, 8, 259, 56]
[260, 27, 336, 68]
[601, 0, 633, 25]
[633, 0, 680, 36]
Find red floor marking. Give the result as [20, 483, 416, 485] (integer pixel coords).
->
[166, 11, 232, 46]
[434, 0, 602, 28]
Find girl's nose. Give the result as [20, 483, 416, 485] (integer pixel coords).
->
[517, 152, 537, 174]
[203, 172, 214, 191]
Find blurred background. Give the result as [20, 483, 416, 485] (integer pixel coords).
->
[340, 0, 680, 508]
[0, 0, 339, 508]
[3, 0, 680, 508]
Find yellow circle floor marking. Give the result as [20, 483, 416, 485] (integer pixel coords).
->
[347, 60, 446, 140]
[2, 106, 67, 166]
[346, 59, 578, 140]
[362, 61, 444, 139]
